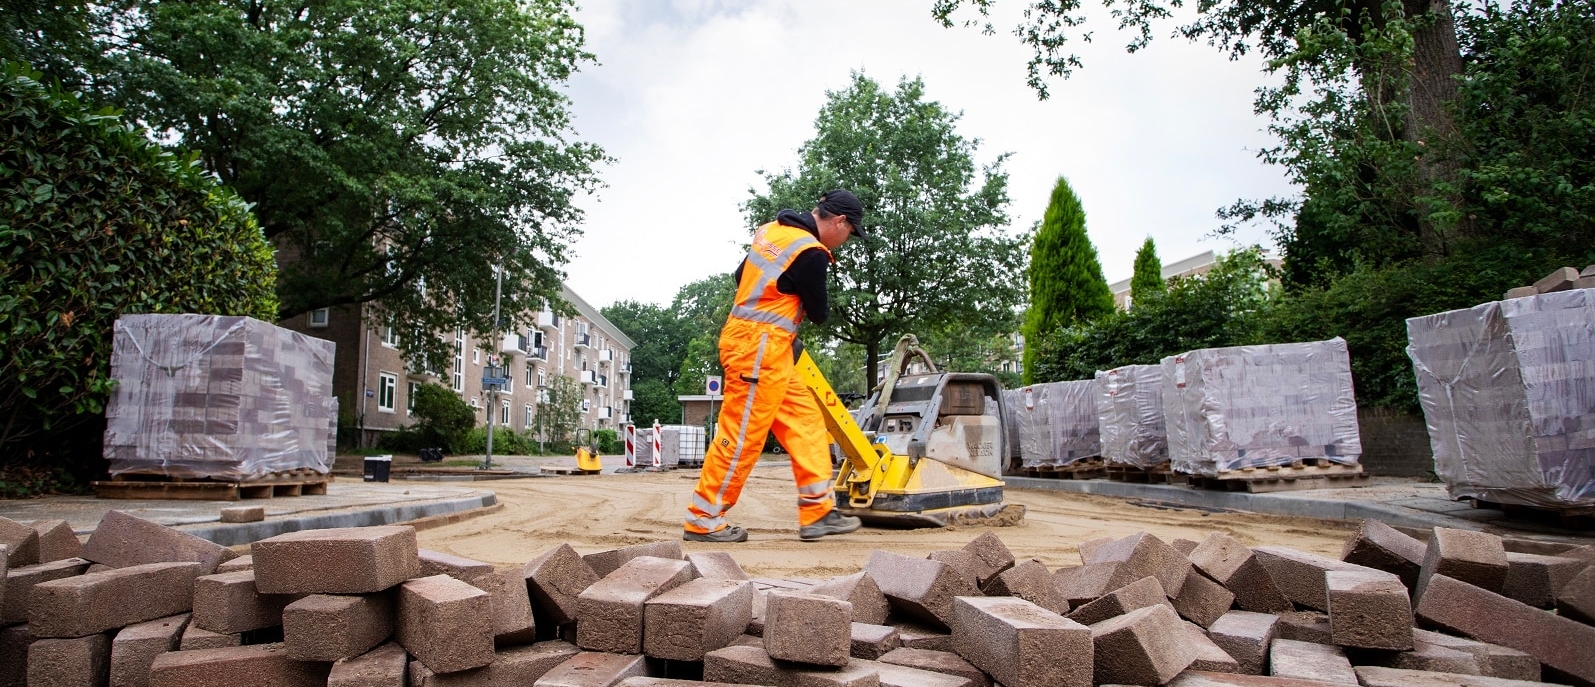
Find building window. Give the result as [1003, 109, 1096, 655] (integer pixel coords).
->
[469, 397, 480, 411]
[407, 381, 421, 413]
[308, 308, 330, 328]
[582, 399, 591, 412]
[377, 373, 396, 412]
[500, 401, 510, 425]
[473, 348, 481, 365]
[381, 323, 399, 347]
[538, 370, 546, 388]
[524, 404, 534, 426]
[453, 329, 465, 391]
[525, 364, 535, 387]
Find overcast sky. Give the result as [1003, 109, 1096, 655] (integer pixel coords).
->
[557, 0, 1296, 309]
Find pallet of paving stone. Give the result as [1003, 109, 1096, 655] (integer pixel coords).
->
[1096, 363, 1170, 470]
[91, 469, 333, 500]
[1010, 380, 1103, 470]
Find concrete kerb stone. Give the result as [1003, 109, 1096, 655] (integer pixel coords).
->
[1415, 528, 1509, 602]
[860, 659, 974, 687]
[575, 556, 693, 654]
[30, 561, 202, 638]
[1252, 546, 1369, 612]
[927, 550, 985, 589]
[1066, 575, 1170, 626]
[408, 640, 580, 687]
[764, 591, 854, 667]
[1557, 565, 1595, 623]
[0, 517, 40, 566]
[82, 510, 233, 574]
[1341, 519, 1426, 589]
[1417, 573, 1595, 685]
[1411, 629, 1541, 682]
[27, 633, 111, 687]
[1, 557, 92, 624]
[642, 578, 753, 661]
[1354, 665, 1554, 687]
[216, 556, 253, 574]
[251, 525, 421, 595]
[1167, 670, 1364, 687]
[685, 552, 748, 581]
[191, 569, 296, 634]
[1208, 610, 1279, 676]
[1365, 637, 1483, 675]
[981, 559, 1070, 615]
[532, 651, 647, 687]
[1502, 552, 1585, 609]
[1182, 620, 1241, 674]
[418, 549, 495, 579]
[217, 507, 265, 524]
[28, 520, 83, 563]
[878, 646, 991, 687]
[525, 543, 602, 626]
[583, 540, 683, 579]
[809, 571, 891, 625]
[961, 531, 1017, 587]
[181, 491, 498, 547]
[1171, 568, 1236, 628]
[863, 550, 979, 629]
[147, 643, 331, 687]
[1090, 532, 1192, 597]
[617, 680, 753, 687]
[1274, 611, 1334, 645]
[1325, 569, 1412, 650]
[328, 641, 409, 687]
[0, 624, 36, 687]
[1189, 532, 1293, 614]
[952, 595, 1091, 687]
[890, 620, 953, 652]
[282, 592, 395, 662]
[470, 569, 538, 646]
[110, 613, 190, 687]
[1054, 562, 1124, 607]
[398, 574, 496, 674]
[1268, 638, 1357, 685]
[179, 624, 240, 650]
[849, 622, 900, 660]
[704, 645, 880, 687]
[1089, 603, 1196, 686]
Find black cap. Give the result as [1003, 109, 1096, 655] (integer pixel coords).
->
[817, 188, 865, 237]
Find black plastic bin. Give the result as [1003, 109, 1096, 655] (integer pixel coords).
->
[363, 455, 392, 482]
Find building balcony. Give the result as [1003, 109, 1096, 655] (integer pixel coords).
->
[621, 362, 632, 374]
[598, 406, 613, 420]
[598, 349, 614, 364]
[528, 344, 548, 362]
[622, 389, 634, 401]
[580, 370, 597, 386]
[536, 310, 560, 330]
[620, 414, 631, 425]
[597, 374, 608, 388]
[500, 333, 524, 355]
[574, 333, 592, 350]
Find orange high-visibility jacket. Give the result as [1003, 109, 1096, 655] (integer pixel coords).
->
[727, 222, 832, 334]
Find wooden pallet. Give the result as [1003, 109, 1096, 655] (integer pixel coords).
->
[1022, 458, 1107, 480]
[1187, 462, 1369, 494]
[93, 471, 332, 501]
[1466, 498, 1595, 529]
[1105, 465, 1185, 485]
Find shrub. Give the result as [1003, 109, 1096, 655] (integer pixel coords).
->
[593, 428, 621, 454]
[408, 384, 474, 453]
[0, 61, 277, 477]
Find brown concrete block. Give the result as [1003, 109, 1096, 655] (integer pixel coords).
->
[764, 590, 853, 667]
[217, 507, 264, 524]
[1560, 545, 1595, 564]
[810, 572, 891, 625]
[863, 550, 979, 629]
[1192, 534, 1293, 613]
[849, 622, 900, 660]
[746, 589, 766, 636]
[1411, 630, 1540, 682]
[1502, 552, 1584, 609]
[532, 651, 647, 687]
[1173, 568, 1236, 628]
[328, 641, 408, 687]
[1054, 561, 1124, 607]
[704, 645, 880, 686]
[927, 550, 984, 589]
[82, 511, 234, 574]
[1536, 266, 1579, 293]
[685, 552, 747, 580]
[1268, 638, 1356, 685]
[1067, 575, 1170, 626]
[178, 624, 239, 650]
[890, 620, 953, 651]
[858, 659, 973, 687]
[953, 595, 1090, 687]
[398, 574, 495, 673]
[1091, 532, 1192, 597]
[282, 592, 394, 662]
[1341, 519, 1426, 589]
[1, 624, 39, 687]
[28, 633, 111, 687]
[28, 520, 82, 563]
[470, 569, 538, 646]
[215, 556, 252, 573]
[0, 556, 83, 625]
[192, 570, 294, 634]
[525, 543, 601, 625]
[0, 517, 40, 567]
[642, 578, 752, 661]
[1505, 286, 1538, 299]
[1275, 611, 1333, 644]
[1167, 671, 1365, 686]
[1089, 603, 1196, 686]
[1173, 538, 1202, 556]
[147, 643, 330, 687]
[1354, 665, 1558, 687]
[1208, 610, 1279, 675]
[981, 558, 1069, 615]
[1079, 536, 1115, 564]
[1371, 638, 1483, 675]
[110, 613, 189, 687]
[584, 540, 682, 579]
[1416, 528, 1508, 602]
[961, 531, 1016, 587]
[1183, 620, 1240, 673]
[30, 562, 201, 638]
[617, 680, 750, 687]
[879, 646, 990, 687]
[252, 525, 420, 595]
[1253, 546, 1367, 611]
[418, 549, 495, 579]
[1417, 573, 1595, 685]
[1325, 569, 1412, 650]
[576, 555, 693, 654]
[1556, 565, 1595, 624]
[408, 640, 580, 686]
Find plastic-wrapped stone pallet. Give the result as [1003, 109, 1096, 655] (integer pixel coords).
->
[1095, 364, 1168, 469]
[102, 314, 338, 480]
[1405, 288, 1595, 509]
[1162, 337, 1362, 477]
[1008, 380, 1102, 469]
[661, 425, 707, 466]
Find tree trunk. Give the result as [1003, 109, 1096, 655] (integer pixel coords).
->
[1401, 0, 1470, 256]
[866, 338, 881, 396]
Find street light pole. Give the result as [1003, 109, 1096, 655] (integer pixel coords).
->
[482, 261, 504, 470]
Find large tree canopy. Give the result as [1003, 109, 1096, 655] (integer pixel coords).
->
[9, 0, 607, 372]
[745, 73, 1029, 388]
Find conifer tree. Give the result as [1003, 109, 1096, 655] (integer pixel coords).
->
[1129, 237, 1165, 306]
[1021, 176, 1113, 383]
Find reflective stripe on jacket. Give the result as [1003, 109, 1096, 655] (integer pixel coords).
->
[727, 222, 832, 334]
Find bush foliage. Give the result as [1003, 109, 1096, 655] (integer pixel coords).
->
[0, 61, 277, 473]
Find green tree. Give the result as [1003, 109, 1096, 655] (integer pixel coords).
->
[29, 0, 607, 373]
[532, 375, 582, 444]
[1020, 176, 1112, 384]
[0, 61, 277, 471]
[408, 383, 475, 453]
[1129, 237, 1165, 305]
[745, 73, 1028, 388]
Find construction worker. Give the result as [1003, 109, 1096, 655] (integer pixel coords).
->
[684, 189, 866, 542]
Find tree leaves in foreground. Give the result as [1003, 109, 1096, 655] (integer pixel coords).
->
[745, 73, 1029, 388]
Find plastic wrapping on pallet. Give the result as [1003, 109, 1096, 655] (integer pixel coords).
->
[1163, 337, 1362, 477]
[103, 314, 338, 480]
[1095, 364, 1168, 469]
[1009, 380, 1102, 468]
[634, 425, 706, 467]
[1405, 289, 1595, 509]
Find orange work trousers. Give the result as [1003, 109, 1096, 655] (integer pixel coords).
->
[684, 319, 834, 534]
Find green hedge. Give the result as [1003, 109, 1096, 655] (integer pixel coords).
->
[0, 61, 277, 474]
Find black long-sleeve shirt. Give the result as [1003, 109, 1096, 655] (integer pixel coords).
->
[731, 209, 830, 324]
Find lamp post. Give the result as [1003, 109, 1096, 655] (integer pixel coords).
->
[482, 261, 504, 470]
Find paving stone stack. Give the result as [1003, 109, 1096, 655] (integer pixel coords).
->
[1009, 380, 1102, 469]
[1095, 364, 1170, 470]
[102, 314, 338, 481]
[9, 511, 1595, 687]
[1162, 337, 1364, 477]
[1406, 286, 1595, 510]
[1501, 265, 1595, 300]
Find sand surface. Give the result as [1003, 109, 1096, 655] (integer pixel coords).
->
[415, 462, 1359, 578]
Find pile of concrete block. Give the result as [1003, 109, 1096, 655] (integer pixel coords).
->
[1407, 287, 1595, 510]
[1163, 337, 1363, 477]
[102, 314, 338, 481]
[1095, 364, 1169, 469]
[1502, 265, 1595, 300]
[1008, 380, 1102, 469]
[9, 510, 1595, 687]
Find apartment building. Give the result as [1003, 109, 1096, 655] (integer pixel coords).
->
[281, 284, 635, 448]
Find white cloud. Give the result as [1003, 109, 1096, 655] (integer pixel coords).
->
[559, 0, 1296, 308]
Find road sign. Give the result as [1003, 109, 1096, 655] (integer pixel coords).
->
[705, 375, 723, 395]
[482, 377, 508, 390]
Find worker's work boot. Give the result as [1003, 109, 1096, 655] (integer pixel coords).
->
[798, 510, 862, 541]
[683, 525, 748, 543]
